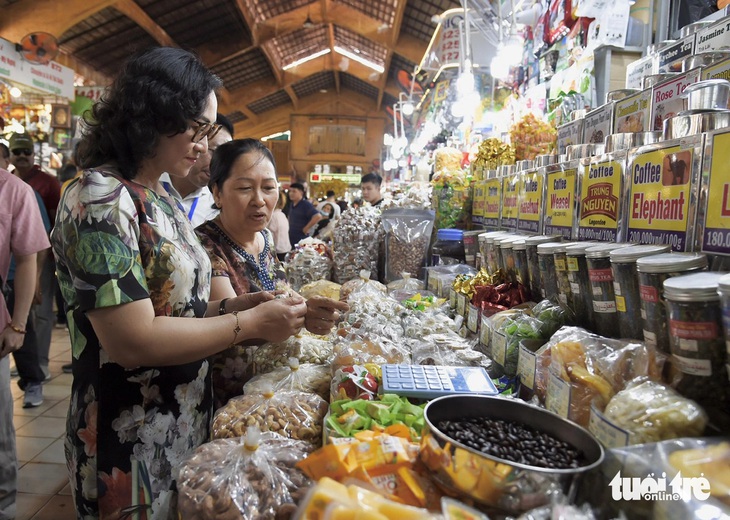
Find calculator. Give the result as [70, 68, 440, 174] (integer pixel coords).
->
[380, 364, 498, 399]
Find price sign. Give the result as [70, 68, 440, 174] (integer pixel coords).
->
[544, 166, 577, 239]
[437, 12, 463, 66]
[517, 169, 544, 233]
[501, 174, 521, 231]
[483, 178, 502, 229]
[578, 157, 623, 242]
[626, 144, 695, 252]
[702, 131, 730, 255]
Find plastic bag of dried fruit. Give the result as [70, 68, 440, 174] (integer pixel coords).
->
[212, 384, 328, 447]
[253, 331, 333, 374]
[178, 426, 313, 520]
[602, 438, 730, 519]
[244, 358, 330, 401]
[298, 279, 341, 301]
[509, 113, 557, 161]
[533, 326, 662, 427]
[331, 330, 411, 371]
[381, 208, 435, 284]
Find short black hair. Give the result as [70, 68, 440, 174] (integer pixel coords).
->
[209, 138, 276, 192]
[0, 143, 8, 159]
[361, 172, 382, 186]
[326, 190, 335, 198]
[76, 47, 222, 180]
[216, 113, 234, 138]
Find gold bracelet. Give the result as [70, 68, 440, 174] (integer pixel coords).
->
[8, 323, 27, 334]
[230, 311, 241, 345]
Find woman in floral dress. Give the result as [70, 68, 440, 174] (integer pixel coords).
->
[196, 139, 349, 408]
[51, 48, 308, 520]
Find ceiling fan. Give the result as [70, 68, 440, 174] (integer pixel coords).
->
[15, 32, 59, 65]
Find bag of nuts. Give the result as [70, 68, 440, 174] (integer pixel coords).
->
[332, 206, 383, 284]
[381, 208, 435, 284]
[178, 426, 313, 520]
[244, 358, 331, 401]
[212, 385, 328, 447]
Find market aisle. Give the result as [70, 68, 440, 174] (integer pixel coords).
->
[10, 327, 75, 520]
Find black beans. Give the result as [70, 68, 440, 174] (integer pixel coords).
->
[436, 417, 584, 470]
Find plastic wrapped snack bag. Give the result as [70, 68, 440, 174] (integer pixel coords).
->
[212, 384, 328, 447]
[253, 331, 334, 374]
[178, 426, 313, 520]
[244, 358, 331, 401]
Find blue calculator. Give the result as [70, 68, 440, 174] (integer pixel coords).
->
[380, 364, 498, 399]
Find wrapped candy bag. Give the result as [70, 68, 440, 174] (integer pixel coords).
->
[212, 385, 328, 447]
[285, 238, 333, 292]
[178, 426, 312, 520]
[387, 273, 424, 294]
[333, 207, 382, 284]
[244, 358, 331, 401]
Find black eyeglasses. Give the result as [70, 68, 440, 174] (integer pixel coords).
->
[191, 119, 222, 144]
[12, 149, 33, 156]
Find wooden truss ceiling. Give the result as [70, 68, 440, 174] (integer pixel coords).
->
[0, 0, 461, 137]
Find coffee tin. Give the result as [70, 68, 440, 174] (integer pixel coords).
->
[557, 118, 585, 155]
[698, 127, 730, 255]
[482, 176, 502, 230]
[501, 173, 521, 232]
[517, 165, 545, 234]
[544, 158, 582, 240]
[577, 149, 627, 242]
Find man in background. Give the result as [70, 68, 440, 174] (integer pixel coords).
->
[287, 183, 322, 246]
[8, 133, 59, 382]
[0, 164, 50, 519]
[161, 114, 234, 227]
[360, 172, 383, 207]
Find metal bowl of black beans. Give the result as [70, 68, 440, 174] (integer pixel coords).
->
[421, 395, 604, 513]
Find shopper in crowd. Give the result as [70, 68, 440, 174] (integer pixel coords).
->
[8, 133, 58, 384]
[336, 199, 348, 213]
[360, 172, 383, 207]
[196, 139, 348, 407]
[0, 165, 50, 520]
[268, 189, 291, 262]
[351, 198, 363, 210]
[0, 143, 9, 170]
[313, 203, 335, 238]
[317, 190, 341, 220]
[51, 47, 307, 520]
[161, 113, 233, 227]
[287, 182, 323, 245]
[7, 187, 51, 408]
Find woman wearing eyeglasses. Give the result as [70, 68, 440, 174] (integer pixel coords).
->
[50, 47, 307, 520]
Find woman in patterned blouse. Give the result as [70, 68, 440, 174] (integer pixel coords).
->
[196, 139, 348, 407]
[51, 48, 307, 520]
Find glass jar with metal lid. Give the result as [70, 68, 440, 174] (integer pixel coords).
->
[610, 244, 671, 340]
[525, 235, 562, 301]
[635, 253, 708, 354]
[478, 231, 505, 273]
[537, 242, 565, 301]
[431, 228, 465, 266]
[494, 235, 521, 276]
[664, 272, 729, 417]
[585, 243, 631, 338]
[565, 243, 598, 330]
[498, 236, 522, 280]
[553, 242, 580, 310]
[480, 232, 509, 275]
[512, 240, 529, 290]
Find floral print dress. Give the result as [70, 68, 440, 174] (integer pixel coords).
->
[195, 220, 287, 408]
[51, 168, 213, 520]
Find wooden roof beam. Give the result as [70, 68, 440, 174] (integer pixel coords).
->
[112, 0, 176, 46]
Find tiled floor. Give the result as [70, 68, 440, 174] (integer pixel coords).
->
[10, 327, 76, 520]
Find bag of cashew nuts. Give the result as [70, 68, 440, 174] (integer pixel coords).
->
[253, 331, 334, 374]
[381, 208, 435, 284]
[212, 384, 328, 447]
[178, 426, 313, 520]
[243, 358, 331, 401]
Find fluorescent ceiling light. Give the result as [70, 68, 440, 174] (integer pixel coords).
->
[282, 48, 331, 70]
[334, 46, 384, 73]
